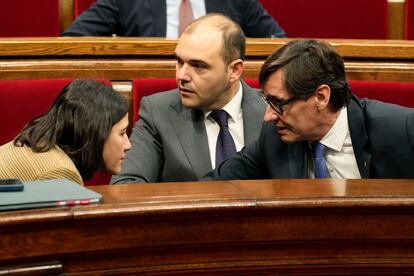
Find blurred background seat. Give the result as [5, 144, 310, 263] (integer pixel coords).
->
[0, 0, 60, 37]
[259, 0, 388, 39]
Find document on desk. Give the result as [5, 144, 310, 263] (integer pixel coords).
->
[0, 179, 102, 211]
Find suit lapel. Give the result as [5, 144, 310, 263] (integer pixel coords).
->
[241, 82, 266, 145]
[169, 97, 212, 177]
[347, 96, 371, 178]
[150, 0, 167, 36]
[287, 142, 308, 178]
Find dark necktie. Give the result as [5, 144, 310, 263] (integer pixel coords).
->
[179, 0, 194, 36]
[312, 142, 328, 178]
[210, 110, 237, 167]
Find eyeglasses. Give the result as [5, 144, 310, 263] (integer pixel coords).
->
[260, 92, 297, 115]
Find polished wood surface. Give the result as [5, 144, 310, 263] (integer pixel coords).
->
[1, 38, 414, 82]
[1, 179, 414, 275]
[388, 1, 406, 39]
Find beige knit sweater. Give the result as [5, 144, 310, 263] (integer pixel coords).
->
[0, 141, 83, 185]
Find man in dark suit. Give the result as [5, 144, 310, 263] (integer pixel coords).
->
[205, 39, 414, 180]
[62, 0, 286, 38]
[111, 14, 266, 183]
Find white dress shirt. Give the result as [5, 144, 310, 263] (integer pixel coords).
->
[308, 107, 361, 179]
[205, 82, 244, 169]
[166, 0, 207, 38]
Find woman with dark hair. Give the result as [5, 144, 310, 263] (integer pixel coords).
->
[0, 79, 131, 185]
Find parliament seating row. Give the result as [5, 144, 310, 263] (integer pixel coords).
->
[0, 0, 413, 39]
[2, 78, 414, 185]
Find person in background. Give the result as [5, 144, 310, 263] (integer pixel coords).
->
[204, 39, 414, 180]
[0, 79, 131, 185]
[62, 0, 286, 38]
[111, 13, 266, 184]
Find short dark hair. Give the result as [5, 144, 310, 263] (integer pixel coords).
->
[14, 79, 128, 180]
[186, 13, 246, 65]
[259, 39, 351, 111]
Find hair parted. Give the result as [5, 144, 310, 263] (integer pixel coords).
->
[14, 79, 128, 180]
[259, 39, 351, 111]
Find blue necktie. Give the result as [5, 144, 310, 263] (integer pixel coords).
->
[312, 142, 328, 178]
[210, 110, 237, 167]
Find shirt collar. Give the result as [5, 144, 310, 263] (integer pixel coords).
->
[204, 81, 243, 121]
[320, 107, 348, 151]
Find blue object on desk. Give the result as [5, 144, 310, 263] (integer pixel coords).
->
[0, 179, 24, 192]
[0, 179, 102, 211]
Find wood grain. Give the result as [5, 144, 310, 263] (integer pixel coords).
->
[1, 179, 414, 275]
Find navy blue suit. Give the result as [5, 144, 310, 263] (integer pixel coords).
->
[62, 0, 286, 38]
[206, 96, 414, 180]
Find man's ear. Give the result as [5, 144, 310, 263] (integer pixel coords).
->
[228, 59, 244, 83]
[314, 84, 331, 110]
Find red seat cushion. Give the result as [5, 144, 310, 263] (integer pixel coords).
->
[349, 80, 414, 108]
[74, 0, 97, 17]
[132, 78, 178, 124]
[259, 0, 387, 39]
[405, 0, 414, 39]
[0, 79, 72, 145]
[0, 0, 60, 37]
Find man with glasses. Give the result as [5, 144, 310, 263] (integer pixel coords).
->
[111, 14, 265, 184]
[205, 39, 414, 180]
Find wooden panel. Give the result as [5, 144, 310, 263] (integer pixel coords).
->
[388, 1, 405, 39]
[59, 0, 74, 34]
[1, 38, 414, 82]
[1, 179, 414, 275]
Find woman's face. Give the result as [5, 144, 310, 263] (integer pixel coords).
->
[102, 114, 131, 174]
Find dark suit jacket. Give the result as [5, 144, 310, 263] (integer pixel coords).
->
[111, 81, 266, 183]
[63, 0, 286, 38]
[206, 96, 414, 180]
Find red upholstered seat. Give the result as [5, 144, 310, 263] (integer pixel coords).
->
[132, 78, 178, 124]
[75, 0, 97, 17]
[405, 0, 414, 39]
[259, 0, 388, 39]
[0, 79, 113, 186]
[349, 80, 414, 108]
[132, 78, 260, 125]
[0, 0, 60, 37]
[0, 79, 71, 145]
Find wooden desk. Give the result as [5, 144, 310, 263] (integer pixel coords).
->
[1, 179, 414, 275]
[1, 37, 414, 82]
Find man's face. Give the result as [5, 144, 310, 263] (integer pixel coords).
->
[262, 70, 323, 143]
[174, 27, 235, 111]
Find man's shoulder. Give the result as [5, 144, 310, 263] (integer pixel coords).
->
[142, 89, 180, 105]
[359, 97, 414, 117]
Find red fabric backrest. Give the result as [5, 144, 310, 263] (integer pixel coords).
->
[74, 0, 97, 17]
[0, 79, 72, 145]
[348, 80, 414, 108]
[132, 78, 260, 125]
[259, 0, 388, 39]
[132, 78, 178, 124]
[0, 79, 114, 186]
[405, 0, 414, 39]
[0, 0, 60, 37]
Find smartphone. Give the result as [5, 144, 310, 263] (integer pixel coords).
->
[0, 179, 24, 192]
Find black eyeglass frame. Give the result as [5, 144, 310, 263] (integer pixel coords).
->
[260, 92, 297, 115]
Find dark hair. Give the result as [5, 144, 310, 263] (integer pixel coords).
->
[186, 13, 246, 65]
[259, 39, 351, 111]
[14, 79, 128, 180]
